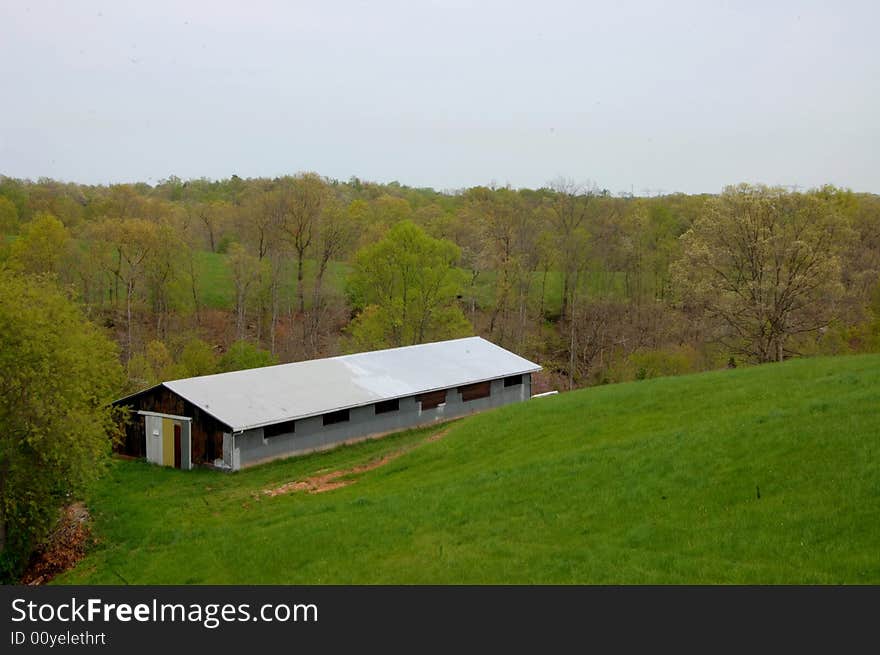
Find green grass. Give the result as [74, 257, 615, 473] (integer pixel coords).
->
[195, 250, 352, 310]
[195, 247, 624, 315]
[193, 250, 234, 310]
[57, 354, 880, 584]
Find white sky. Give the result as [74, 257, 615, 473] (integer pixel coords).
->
[1, 0, 878, 194]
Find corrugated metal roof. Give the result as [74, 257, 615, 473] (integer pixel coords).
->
[158, 337, 540, 432]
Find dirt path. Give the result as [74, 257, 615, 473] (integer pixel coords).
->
[263, 427, 452, 497]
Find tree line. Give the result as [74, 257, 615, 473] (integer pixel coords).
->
[2, 174, 878, 392]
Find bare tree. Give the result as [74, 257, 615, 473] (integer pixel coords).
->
[674, 184, 853, 362]
[88, 218, 159, 361]
[303, 197, 354, 357]
[185, 200, 230, 252]
[227, 243, 261, 341]
[281, 173, 330, 317]
[547, 177, 596, 320]
[239, 183, 290, 351]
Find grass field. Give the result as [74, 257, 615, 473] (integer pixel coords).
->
[194, 248, 626, 316]
[194, 251, 353, 310]
[57, 354, 880, 584]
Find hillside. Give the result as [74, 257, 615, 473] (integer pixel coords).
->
[57, 355, 880, 584]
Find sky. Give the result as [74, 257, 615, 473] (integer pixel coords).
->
[1, 0, 878, 194]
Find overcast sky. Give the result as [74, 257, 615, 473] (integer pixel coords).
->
[1, 0, 878, 194]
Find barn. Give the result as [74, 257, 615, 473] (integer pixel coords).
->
[113, 336, 541, 471]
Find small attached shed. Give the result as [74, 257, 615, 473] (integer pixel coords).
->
[113, 336, 541, 471]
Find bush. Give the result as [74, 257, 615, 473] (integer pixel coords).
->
[629, 347, 697, 380]
[218, 340, 278, 372]
[606, 346, 699, 383]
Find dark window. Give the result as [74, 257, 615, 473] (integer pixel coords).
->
[375, 398, 399, 414]
[504, 375, 523, 387]
[459, 381, 491, 401]
[418, 389, 447, 410]
[323, 409, 350, 426]
[264, 419, 296, 438]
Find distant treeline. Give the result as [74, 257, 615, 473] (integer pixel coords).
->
[1, 174, 878, 393]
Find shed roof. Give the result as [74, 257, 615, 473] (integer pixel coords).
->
[123, 337, 540, 432]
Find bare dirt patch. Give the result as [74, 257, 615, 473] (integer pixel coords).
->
[263, 426, 453, 497]
[21, 503, 92, 585]
[425, 427, 451, 442]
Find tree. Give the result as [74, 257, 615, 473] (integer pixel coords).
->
[125, 337, 217, 391]
[126, 340, 186, 390]
[346, 221, 472, 350]
[547, 178, 595, 320]
[227, 243, 261, 340]
[218, 340, 279, 372]
[303, 196, 354, 357]
[364, 194, 413, 244]
[186, 201, 230, 253]
[674, 184, 853, 363]
[239, 184, 278, 261]
[238, 181, 292, 352]
[171, 203, 205, 324]
[460, 187, 539, 346]
[280, 173, 330, 317]
[177, 337, 218, 377]
[7, 212, 71, 276]
[0, 272, 124, 581]
[88, 218, 160, 360]
[145, 220, 188, 337]
[0, 196, 19, 235]
[446, 203, 490, 319]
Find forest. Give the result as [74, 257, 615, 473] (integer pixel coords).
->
[1, 173, 878, 395]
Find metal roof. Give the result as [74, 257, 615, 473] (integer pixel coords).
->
[154, 337, 540, 432]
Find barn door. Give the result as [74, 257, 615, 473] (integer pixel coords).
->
[174, 424, 182, 469]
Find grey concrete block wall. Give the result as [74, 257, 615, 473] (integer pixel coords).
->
[229, 373, 532, 470]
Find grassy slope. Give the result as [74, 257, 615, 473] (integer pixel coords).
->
[58, 355, 880, 584]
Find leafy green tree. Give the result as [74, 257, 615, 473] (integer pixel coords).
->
[0, 272, 124, 581]
[126, 337, 217, 390]
[0, 197, 18, 235]
[350, 194, 413, 250]
[7, 212, 71, 276]
[674, 184, 853, 363]
[0, 178, 29, 223]
[218, 340, 279, 372]
[126, 340, 186, 390]
[177, 337, 218, 377]
[346, 221, 472, 350]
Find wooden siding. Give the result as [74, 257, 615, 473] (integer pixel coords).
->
[417, 389, 447, 410]
[459, 380, 491, 402]
[114, 385, 229, 465]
